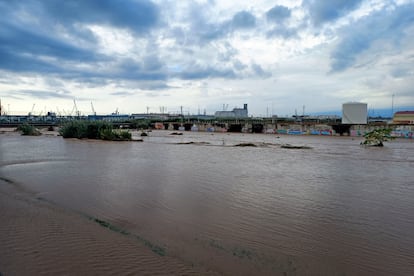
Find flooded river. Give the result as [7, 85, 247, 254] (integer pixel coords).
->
[1, 131, 413, 275]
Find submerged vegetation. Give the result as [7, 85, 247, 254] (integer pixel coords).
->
[16, 123, 41, 136]
[361, 128, 394, 147]
[59, 121, 132, 141]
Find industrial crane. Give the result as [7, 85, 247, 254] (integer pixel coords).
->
[29, 103, 35, 116]
[91, 102, 96, 116]
[71, 99, 80, 117]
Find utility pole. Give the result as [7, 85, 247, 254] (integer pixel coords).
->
[391, 94, 395, 117]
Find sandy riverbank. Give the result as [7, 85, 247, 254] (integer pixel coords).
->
[0, 179, 216, 275]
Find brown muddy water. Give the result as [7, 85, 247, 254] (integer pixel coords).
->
[1, 130, 413, 275]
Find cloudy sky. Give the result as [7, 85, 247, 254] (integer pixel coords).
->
[0, 0, 413, 116]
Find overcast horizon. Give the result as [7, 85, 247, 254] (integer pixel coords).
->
[1, 0, 413, 117]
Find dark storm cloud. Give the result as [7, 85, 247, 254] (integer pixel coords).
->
[305, 0, 364, 25]
[0, 0, 269, 85]
[330, 3, 414, 72]
[39, 0, 160, 33]
[0, 0, 160, 77]
[0, 21, 99, 63]
[115, 58, 167, 81]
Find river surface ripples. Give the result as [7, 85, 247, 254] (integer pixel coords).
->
[1, 131, 413, 275]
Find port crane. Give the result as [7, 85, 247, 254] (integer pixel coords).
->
[71, 99, 80, 117]
[29, 104, 35, 116]
[91, 102, 96, 116]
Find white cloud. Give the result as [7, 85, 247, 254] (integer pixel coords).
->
[1, 0, 413, 116]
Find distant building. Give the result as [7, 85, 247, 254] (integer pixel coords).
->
[88, 114, 129, 121]
[342, 102, 367, 124]
[215, 104, 248, 118]
[130, 113, 170, 120]
[393, 111, 414, 124]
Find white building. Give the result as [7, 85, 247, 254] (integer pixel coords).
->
[342, 102, 367, 124]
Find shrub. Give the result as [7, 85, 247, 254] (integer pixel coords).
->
[119, 130, 132, 140]
[361, 128, 394, 147]
[59, 120, 87, 138]
[99, 128, 115, 140]
[86, 121, 112, 139]
[16, 123, 41, 136]
[100, 129, 132, 141]
[59, 120, 132, 141]
[59, 121, 111, 139]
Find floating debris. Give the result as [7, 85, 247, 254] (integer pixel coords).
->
[170, 132, 183, 135]
[176, 141, 210, 145]
[281, 144, 312, 149]
[234, 143, 257, 147]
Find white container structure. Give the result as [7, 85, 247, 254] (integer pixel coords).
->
[342, 102, 368, 124]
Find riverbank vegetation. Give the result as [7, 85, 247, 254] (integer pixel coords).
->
[16, 123, 41, 136]
[59, 121, 132, 141]
[361, 128, 394, 147]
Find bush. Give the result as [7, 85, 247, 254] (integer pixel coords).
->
[59, 121, 112, 139]
[119, 130, 132, 140]
[99, 128, 115, 140]
[100, 129, 132, 141]
[86, 121, 112, 139]
[361, 128, 394, 147]
[59, 120, 131, 141]
[16, 123, 41, 136]
[59, 121, 87, 138]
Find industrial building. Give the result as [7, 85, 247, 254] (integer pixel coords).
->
[214, 104, 248, 118]
[393, 111, 414, 124]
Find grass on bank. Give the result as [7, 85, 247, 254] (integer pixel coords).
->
[59, 121, 132, 141]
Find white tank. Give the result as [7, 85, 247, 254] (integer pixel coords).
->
[342, 102, 367, 124]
